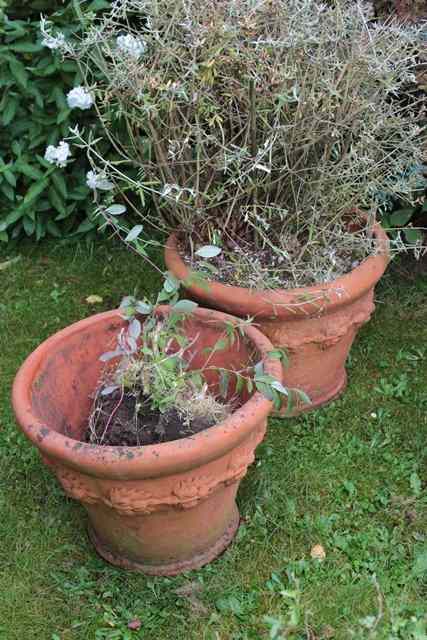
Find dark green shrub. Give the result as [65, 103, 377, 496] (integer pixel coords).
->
[0, 0, 110, 242]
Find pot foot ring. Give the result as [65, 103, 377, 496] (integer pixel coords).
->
[276, 371, 347, 418]
[88, 510, 240, 576]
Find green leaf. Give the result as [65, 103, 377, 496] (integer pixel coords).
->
[404, 228, 423, 244]
[0, 207, 24, 231]
[135, 301, 153, 315]
[390, 208, 414, 226]
[17, 163, 44, 181]
[29, 86, 44, 109]
[270, 380, 289, 395]
[410, 471, 422, 497]
[105, 204, 126, 216]
[52, 87, 67, 110]
[2, 98, 18, 126]
[51, 172, 67, 198]
[23, 216, 35, 236]
[10, 42, 43, 53]
[172, 299, 198, 314]
[267, 348, 289, 367]
[125, 225, 143, 242]
[213, 338, 228, 351]
[0, 183, 15, 201]
[33, 63, 57, 77]
[195, 244, 222, 258]
[75, 219, 96, 234]
[219, 370, 230, 399]
[254, 361, 264, 377]
[183, 272, 210, 292]
[0, 231, 8, 242]
[163, 272, 180, 294]
[35, 219, 46, 241]
[61, 60, 78, 73]
[23, 179, 48, 205]
[235, 374, 244, 394]
[57, 109, 71, 124]
[55, 205, 74, 221]
[69, 186, 90, 201]
[9, 58, 28, 88]
[255, 381, 274, 401]
[88, 0, 112, 9]
[285, 389, 294, 415]
[296, 389, 311, 406]
[48, 186, 66, 216]
[3, 170, 16, 187]
[11, 140, 22, 156]
[46, 220, 62, 238]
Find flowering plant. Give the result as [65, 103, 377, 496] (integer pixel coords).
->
[42, 0, 426, 287]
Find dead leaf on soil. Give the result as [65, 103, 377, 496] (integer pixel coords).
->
[127, 619, 142, 631]
[0, 256, 21, 271]
[85, 294, 104, 305]
[175, 581, 209, 616]
[310, 544, 326, 561]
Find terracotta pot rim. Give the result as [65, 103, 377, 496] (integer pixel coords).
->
[165, 223, 390, 318]
[12, 306, 281, 480]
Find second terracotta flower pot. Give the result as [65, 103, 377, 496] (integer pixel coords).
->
[12, 306, 281, 575]
[165, 225, 390, 414]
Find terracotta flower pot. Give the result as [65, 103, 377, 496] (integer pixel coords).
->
[12, 307, 281, 575]
[165, 225, 390, 414]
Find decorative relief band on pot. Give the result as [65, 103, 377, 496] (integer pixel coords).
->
[44, 425, 265, 516]
[260, 295, 375, 351]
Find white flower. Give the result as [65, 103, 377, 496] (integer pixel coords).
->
[40, 15, 67, 51]
[67, 86, 94, 110]
[42, 31, 66, 50]
[44, 141, 71, 167]
[116, 34, 147, 59]
[86, 170, 114, 191]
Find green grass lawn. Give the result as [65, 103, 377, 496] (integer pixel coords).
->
[0, 240, 426, 640]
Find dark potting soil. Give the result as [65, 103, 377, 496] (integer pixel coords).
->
[177, 228, 369, 290]
[85, 390, 216, 447]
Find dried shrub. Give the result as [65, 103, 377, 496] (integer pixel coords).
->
[50, 0, 426, 286]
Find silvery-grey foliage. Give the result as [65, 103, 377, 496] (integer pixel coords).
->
[52, 0, 425, 286]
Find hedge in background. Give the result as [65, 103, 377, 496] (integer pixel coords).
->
[0, 0, 110, 242]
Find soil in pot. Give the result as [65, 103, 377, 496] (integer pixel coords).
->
[178, 219, 374, 291]
[85, 389, 221, 447]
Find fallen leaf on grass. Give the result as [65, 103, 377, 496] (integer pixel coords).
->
[85, 295, 104, 305]
[175, 581, 209, 616]
[310, 544, 326, 561]
[0, 256, 21, 271]
[175, 581, 203, 598]
[127, 619, 142, 631]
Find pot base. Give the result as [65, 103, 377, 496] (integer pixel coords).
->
[88, 508, 240, 576]
[277, 370, 347, 417]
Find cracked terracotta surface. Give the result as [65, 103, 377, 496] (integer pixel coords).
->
[12, 306, 281, 575]
[165, 224, 390, 414]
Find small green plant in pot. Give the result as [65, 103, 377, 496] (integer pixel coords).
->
[87, 280, 295, 448]
[41, 0, 426, 412]
[12, 277, 294, 575]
